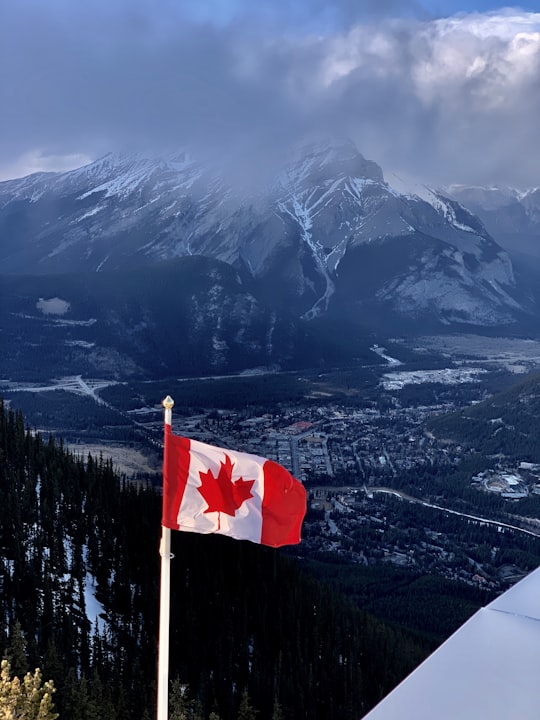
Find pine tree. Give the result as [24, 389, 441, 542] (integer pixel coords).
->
[271, 698, 283, 720]
[169, 679, 195, 720]
[237, 690, 257, 720]
[0, 659, 58, 720]
[5, 622, 28, 679]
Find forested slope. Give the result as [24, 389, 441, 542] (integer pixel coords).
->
[428, 371, 540, 461]
[0, 399, 430, 719]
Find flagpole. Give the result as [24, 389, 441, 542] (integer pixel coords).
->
[157, 395, 174, 720]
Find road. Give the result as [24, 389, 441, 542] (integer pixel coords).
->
[367, 486, 540, 538]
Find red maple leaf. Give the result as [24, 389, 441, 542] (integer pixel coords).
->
[198, 454, 255, 518]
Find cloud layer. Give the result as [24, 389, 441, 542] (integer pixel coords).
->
[1, 1, 540, 186]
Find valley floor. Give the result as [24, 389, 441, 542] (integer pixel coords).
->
[3, 333, 540, 595]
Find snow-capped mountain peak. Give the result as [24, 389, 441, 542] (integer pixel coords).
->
[445, 183, 540, 259]
[0, 140, 534, 328]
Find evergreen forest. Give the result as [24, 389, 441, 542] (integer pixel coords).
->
[428, 370, 540, 462]
[0, 398, 433, 720]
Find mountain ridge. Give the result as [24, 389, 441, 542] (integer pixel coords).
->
[445, 184, 540, 260]
[0, 140, 536, 336]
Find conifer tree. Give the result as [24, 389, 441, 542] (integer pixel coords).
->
[0, 659, 58, 720]
[5, 622, 28, 679]
[237, 690, 256, 720]
[271, 698, 283, 720]
[169, 679, 199, 720]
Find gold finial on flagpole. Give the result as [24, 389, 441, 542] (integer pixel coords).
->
[163, 396, 174, 426]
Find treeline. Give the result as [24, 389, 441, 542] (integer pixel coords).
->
[100, 374, 316, 414]
[0, 398, 431, 720]
[4, 389, 135, 440]
[428, 371, 540, 462]
[306, 561, 494, 645]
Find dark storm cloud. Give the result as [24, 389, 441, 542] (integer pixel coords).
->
[1, 0, 540, 186]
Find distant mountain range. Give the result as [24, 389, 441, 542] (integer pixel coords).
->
[446, 184, 540, 260]
[1, 140, 539, 379]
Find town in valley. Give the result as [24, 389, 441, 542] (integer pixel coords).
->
[4, 334, 540, 595]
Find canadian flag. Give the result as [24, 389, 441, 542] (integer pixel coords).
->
[162, 424, 307, 547]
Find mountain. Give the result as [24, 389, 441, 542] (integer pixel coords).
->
[0, 140, 536, 343]
[268, 143, 529, 327]
[446, 184, 540, 260]
[0, 257, 369, 381]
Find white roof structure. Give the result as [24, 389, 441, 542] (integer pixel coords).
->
[363, 566, 540, 719]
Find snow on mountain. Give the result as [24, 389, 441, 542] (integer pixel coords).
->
[0, 141, 534, 328]
[388, 173, 482, 231]
[445, 184, 540, 260]
[266, 144, 521, 324]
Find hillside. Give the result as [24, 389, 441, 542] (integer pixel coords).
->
[428, 371, 540, 462]
[0, 398, 433, 720]
[0, 258, 376, 382]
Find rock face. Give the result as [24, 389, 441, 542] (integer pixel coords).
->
[446, 184, 540, 260]
[0, 139, 534, 331]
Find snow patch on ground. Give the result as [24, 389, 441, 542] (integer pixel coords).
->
[381, 367, 487, 390]
[416, 335, 540, 373]
[36, 297, 70, 315]
[84, 572, 106, 630]
[76, 206, 104, 222]
[371, 345, 403, 366]
[65, 340, 96, 349]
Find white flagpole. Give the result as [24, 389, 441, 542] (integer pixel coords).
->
[157, 395, 174, 720]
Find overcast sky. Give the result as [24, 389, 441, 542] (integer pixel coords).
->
[1, 0, 540, 187]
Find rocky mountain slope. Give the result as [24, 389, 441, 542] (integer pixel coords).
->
[0, 141, 537, 379]
[446, 184, 540, 260]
